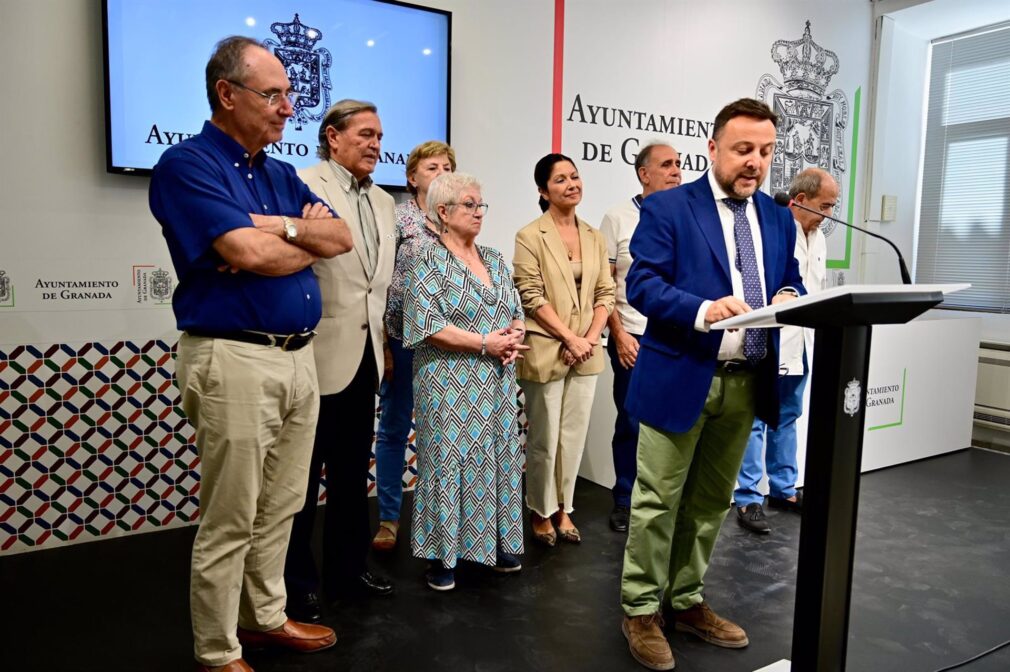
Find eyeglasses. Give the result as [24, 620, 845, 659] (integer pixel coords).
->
[449, 201, 489, 215]
[227, 80, 299, 107]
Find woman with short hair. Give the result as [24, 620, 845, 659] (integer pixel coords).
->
[403, 172, 528, 591]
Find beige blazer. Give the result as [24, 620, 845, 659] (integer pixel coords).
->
[513, 211, 615, 383]
[299, 161, 396, 395]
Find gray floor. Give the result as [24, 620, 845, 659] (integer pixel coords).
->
[3, 447, 1009, 671]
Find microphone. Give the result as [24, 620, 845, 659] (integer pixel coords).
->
[773, 192, 912, 284]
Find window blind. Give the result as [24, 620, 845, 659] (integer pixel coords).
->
[917, 24, 1010, 312]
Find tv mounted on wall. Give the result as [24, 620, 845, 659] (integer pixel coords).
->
[102, 0, 451, 190]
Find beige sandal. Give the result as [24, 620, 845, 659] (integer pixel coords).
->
[557, 526, 581, 544]
[371, 520, 399, 552]
[530, 513, 557, 547]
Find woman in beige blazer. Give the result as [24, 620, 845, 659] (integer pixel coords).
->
[513, 153, 615, 546]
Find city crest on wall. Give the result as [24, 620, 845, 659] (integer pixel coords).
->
[757, 21, 849, 237]
[265, 14, 333, 131]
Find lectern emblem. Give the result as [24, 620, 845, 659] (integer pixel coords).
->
[843, 379, 862, 417]
[265, 14, 333, 131]
[0, 270, 10, 303]
[756, 21, 848, 237]
[150, 268, 173, 301]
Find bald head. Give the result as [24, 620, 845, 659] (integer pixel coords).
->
[789, 168, 839, 234]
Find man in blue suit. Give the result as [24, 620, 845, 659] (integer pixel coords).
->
[619, 98, 805, 671]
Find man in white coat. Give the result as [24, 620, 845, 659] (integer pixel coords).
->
[735, 167, 836, 533]
[285, 100, 397, 619]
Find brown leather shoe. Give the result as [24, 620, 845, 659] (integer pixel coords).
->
[622, 613, 676, 670]
[195, 659, 254, 672]
[671, 602, 748, 648]
[372, 520, 399, 552]
[237, 618, 337, 653]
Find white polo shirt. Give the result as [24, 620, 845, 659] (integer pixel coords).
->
[600, 196, 648, 336]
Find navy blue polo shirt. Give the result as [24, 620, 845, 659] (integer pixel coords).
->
[150, 121, 327, 334]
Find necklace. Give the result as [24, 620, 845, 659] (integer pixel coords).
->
[550, 211, 580, 261]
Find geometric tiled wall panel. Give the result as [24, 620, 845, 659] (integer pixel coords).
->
[1, 340, 526, 555]
[0, 341, 198, 554]
[0, 341, 200, 554]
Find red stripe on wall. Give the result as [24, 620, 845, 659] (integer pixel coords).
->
[551, 0, 565, 153]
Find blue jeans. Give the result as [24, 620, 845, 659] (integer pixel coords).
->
[734, 370, 808, 508]
[374, 337, 415, 522]
[607, 333, 641, 508]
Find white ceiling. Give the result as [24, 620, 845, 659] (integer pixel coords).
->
[884, 0, 1010, 39]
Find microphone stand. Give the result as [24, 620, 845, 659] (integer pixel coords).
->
[778, 195, 912, 285]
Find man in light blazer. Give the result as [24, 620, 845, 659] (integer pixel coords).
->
[285, 100, 396, 622]
[619, 99, 805, 671]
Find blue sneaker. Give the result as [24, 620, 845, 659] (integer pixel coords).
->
[426, 562, 455, 591]
[493, 551, 522, 573]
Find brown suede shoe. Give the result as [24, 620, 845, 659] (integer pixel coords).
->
[196, 659, 253, 672]
[622, 613, 676, 670]
[237, 618, 337, 653]
[671, 602, 749, 648]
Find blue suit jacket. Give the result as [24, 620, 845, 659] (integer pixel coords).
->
[625, 173, 805, 434]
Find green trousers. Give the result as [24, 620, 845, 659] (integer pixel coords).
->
[621, 370, 756, 615]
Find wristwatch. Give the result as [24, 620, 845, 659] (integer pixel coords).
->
[281, 215, 297, 242]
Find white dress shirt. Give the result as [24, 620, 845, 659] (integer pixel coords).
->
[694, 171, 768, 362]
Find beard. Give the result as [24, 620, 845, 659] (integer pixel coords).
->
[714, 166, 762, 199]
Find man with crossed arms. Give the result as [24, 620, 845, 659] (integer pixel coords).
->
[150, 36, 351, 671]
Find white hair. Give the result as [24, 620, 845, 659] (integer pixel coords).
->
[426, 172, 482, 230]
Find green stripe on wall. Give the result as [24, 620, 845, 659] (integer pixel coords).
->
[827, 85, 860, 270]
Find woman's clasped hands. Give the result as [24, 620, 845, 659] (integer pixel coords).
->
[484, 325, 530, 366]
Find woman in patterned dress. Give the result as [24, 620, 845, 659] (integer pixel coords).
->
[372, 141, 456, 552]
[403, 172, 529, 591]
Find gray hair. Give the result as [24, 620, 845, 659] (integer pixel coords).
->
[206, 36, 266, 113]
[427, 172, 483, 231]
[634, 142, 676, 181]
[788, 167, 832, 199]
[316, 99, 378, 159]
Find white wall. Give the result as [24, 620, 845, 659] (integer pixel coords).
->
[861, 16, 929, 285]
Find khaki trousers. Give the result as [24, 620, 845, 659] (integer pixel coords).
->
[621, 370, 755, 615]
[520, 372, 598, 517]
[176, 334, 320, 667]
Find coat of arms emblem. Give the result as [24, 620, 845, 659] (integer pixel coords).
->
[843, 378, 862, 417]
[265, 14, 333, 131]
[0, 270, 11, 303]
[757, 21, 848, 237]
[151, 268, 173, 301]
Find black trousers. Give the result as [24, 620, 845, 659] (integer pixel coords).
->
[285, 336, 377, 598]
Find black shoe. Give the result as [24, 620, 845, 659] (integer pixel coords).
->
[331, 571, 394, 599]
[609, 505, 630, 533]
[768, 490, 802, 513]
[736, 503, 771, 534]
[286, 591, 322, 624]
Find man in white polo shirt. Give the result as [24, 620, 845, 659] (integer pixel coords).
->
[600, 142, 682, 533]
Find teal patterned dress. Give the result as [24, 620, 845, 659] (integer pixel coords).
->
[403, 243, 525, 568]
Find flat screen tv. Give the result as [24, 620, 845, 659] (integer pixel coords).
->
[102, 0, 450, 189]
